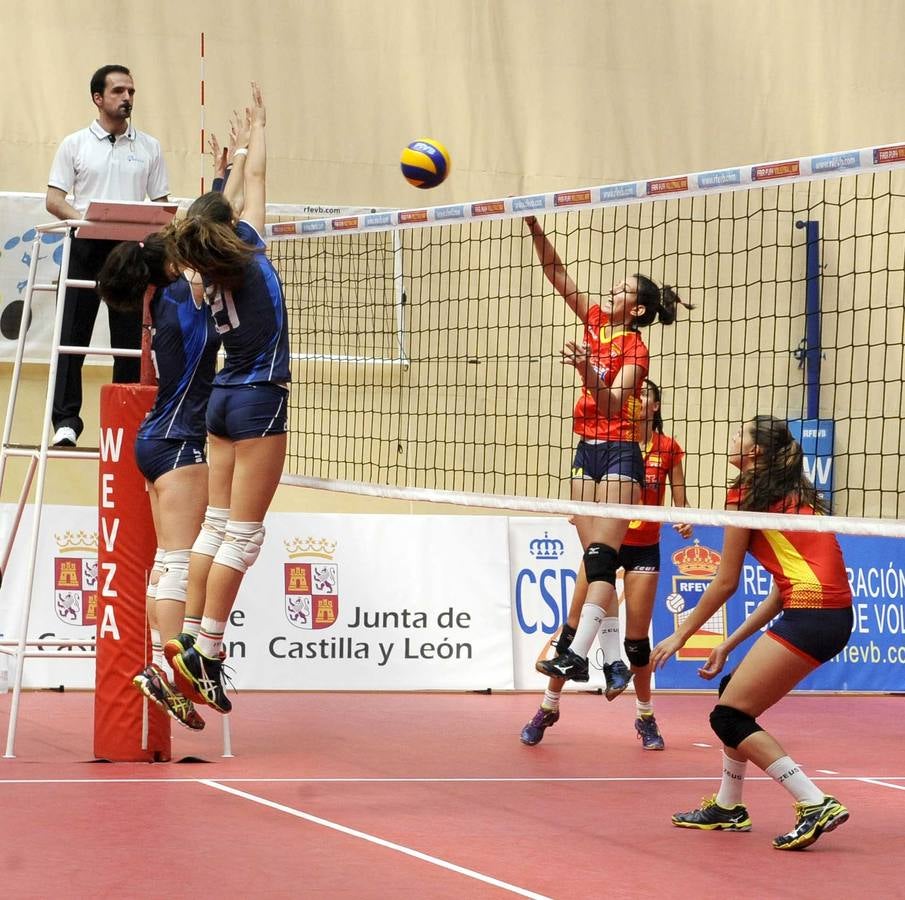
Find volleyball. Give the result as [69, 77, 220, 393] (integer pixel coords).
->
[666, 593, 686, 614]
[400, 138, 451, 189]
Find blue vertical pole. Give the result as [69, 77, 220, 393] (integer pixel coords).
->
[796, 219, 821, 418]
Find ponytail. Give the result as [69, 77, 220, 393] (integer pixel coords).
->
[96, 228, 175, 313]
[633, 275, 694, 328]
[643, 377, 664, 433]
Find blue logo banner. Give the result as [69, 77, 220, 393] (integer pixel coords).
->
[652, 526, 905, 692]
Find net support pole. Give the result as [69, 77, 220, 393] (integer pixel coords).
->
[95, 384, 170, 761]
[798, 219, 822, 419]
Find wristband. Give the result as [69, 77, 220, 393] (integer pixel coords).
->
[234, 148, 249, 158]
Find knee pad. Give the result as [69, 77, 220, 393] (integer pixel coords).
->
[146, 548, 166, 599]
[718, 673, 733, 697]
[156, 549, 191, 602]
[709, 704, 763, 749]
[213, 520, 266, 574]
[191, 506, 230, 558]
[624, 637, 651, 668]
[584, 543, 618, 586]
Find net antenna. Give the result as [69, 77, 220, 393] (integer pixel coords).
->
[264, 146, 905, 538]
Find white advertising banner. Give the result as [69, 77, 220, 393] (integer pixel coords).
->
[0, 192, 112, 362]
[0, 503, 98, 689]
[227, 512, 514, 690]
[0, 505, 515, 691]
[508, 517, 629, 692]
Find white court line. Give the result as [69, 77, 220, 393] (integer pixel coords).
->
[1, 774, 904, 786]
[201, 779, 551, 900]
[859, 778, 905, 792]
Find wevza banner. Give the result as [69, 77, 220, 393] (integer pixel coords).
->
[651, 526, 905, 691]
[508, 517, 627, 692]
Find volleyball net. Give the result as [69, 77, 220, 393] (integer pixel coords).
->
[266, 145, 905, 537]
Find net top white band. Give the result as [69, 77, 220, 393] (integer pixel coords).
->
[265, 142, 905, 240]
[280, 475, 905, 539]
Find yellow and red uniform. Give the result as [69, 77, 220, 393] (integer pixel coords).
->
[623, 432, 684, 547]
[726, 488, 852, 610]
[572, 305, 649, 442]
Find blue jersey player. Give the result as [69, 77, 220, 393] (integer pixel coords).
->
[169, 83, 289, 714]
[95, 127, 241, 730]
[97, 235, 219, 730]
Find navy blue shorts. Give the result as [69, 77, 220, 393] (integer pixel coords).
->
[206, 383, 288, 441]
[135, 437, 206, 484]
[767, 607, 854, 665]
[617, 542, 660, 574]
[572, 440, 644, 485]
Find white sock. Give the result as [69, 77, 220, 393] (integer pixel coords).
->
[765, 756, 825, 805]
[568, 603, 605, 658]
[542, 688, 561, 711]
[597, 617, 621, 663]
[197, 617, 228, 659]
[716, 751, 748, 808]
[636, 699, 654, 717]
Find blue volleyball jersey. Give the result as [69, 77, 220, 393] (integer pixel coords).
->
[208, 220, 291, 386]
[138, 276, 220, 441]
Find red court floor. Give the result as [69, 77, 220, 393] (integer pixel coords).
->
[1, 691, 902, 898]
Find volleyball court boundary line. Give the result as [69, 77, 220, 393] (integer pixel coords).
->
[1, 774, 902, 786]
[199, 779, 552, 900]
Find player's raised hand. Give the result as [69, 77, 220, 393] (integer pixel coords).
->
[250, 81, 266, 126]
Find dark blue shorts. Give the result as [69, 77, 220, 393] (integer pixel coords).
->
[617, 542, 660, 574]
[135, 437, 206, 484]
[767, 607, 854, 665]
[572, 440, 644, 485]
[206, 383, 288, 441]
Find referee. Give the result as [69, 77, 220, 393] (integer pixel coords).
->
[45, 64, 169, 447]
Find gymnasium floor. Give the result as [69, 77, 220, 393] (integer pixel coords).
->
[1, 691, 902, 898]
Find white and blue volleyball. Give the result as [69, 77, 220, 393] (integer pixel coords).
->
[400, 138, 451, 189]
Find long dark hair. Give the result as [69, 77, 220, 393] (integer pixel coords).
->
[175, 191, 254, 289]
[96, 229, 175, 313]
[633, 275, 694, 329]
[730, 415, 826, 513]
[643, 377, 664, 433]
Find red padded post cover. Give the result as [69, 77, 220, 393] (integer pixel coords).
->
[95, 384, 170, 761]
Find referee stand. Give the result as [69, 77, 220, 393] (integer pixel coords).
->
[0, 202, 233, 760]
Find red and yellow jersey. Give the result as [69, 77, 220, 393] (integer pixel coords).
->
[573, 305, 649, 442]
[624, 432, 684, 547]
[726, 488, 852, 609]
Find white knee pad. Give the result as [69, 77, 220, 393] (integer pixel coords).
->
[191, 506, 230, 558]
[146, 548, 166, 599]
[156, 549, 191, 602]
[213, 520, 266, 574]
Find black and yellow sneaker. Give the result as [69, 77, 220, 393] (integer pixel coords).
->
[132, 663, 206, 731]
[164, 634, 204, 703]
[172, 646, 233, 714]
[672, 795, 752, 831]
[773, 796, 849, 850]
[536, 648, 590, 683]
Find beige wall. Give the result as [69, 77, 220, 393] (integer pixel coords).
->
[1, 0, 903, 513]
[2, 0, 905, 205]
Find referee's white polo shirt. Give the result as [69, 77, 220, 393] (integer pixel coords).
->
[48, 120, 169, 215]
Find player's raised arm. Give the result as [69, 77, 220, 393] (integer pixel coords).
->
[525, 215, 591, 323]
[241, 82, 267, 235]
